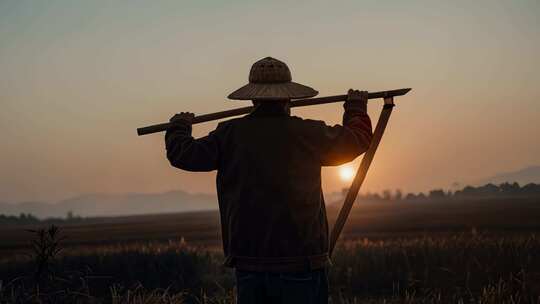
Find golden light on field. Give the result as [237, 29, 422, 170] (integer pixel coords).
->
[339, 165, 355, 182]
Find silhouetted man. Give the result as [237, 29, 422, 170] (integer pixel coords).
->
[165, 57, 372, 304]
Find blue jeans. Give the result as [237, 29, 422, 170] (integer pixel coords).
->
[235, 269, 329, 304]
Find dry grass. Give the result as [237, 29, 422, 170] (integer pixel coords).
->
[2, 198, 540, 303]
[1, 229, 540, 303]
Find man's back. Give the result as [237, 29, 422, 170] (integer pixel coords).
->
[165, 101, 372, 270]
[217, 106, 333, 260]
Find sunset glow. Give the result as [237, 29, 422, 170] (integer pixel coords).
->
[339, 166, 355, 182]
[0, 1, 539, 203]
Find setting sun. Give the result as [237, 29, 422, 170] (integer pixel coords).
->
[339, 166, 355, 182]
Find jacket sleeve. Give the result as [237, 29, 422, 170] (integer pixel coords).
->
[165, 122, 220, 172]
[319, 102, 373, 166]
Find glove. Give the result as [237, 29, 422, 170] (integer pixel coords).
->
[168, 112, 195, 133]
[344, 89, 368, 113]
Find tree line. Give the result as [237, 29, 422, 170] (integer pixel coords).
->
[0, 211, 84, 225]
[354, 182, 540, 201]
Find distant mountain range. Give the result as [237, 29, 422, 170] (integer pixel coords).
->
[0, 190, 345, 219]
[1, 165, 538, 219]
[0, 191, 217, 218]
[480, 165, 540, 186]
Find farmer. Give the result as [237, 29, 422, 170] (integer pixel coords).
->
[165, 57, 372, 304]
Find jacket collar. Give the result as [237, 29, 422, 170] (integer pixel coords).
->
[249, 103, 290, 118]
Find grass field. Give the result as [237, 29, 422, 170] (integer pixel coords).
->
[1, 197, 540, 303]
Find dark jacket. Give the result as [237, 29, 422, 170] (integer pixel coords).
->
[165, 102, 372, 271]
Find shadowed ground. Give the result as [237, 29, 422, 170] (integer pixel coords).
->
[2, 197, 539, 259]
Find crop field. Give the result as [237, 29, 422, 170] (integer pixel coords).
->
[1, 197, 540, 303]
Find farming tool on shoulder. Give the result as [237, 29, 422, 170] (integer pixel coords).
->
[136, 87, 411, 256]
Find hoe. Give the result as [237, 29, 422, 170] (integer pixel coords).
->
[137, 87, 412, 255]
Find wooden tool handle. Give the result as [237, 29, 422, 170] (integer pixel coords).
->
[136, 88, 410, 136]
[329, 97, 395, 255]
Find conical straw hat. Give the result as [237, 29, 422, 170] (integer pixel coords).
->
[228, 57, 318, 100]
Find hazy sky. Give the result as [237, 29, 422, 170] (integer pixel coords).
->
[1, 0, 539, 203]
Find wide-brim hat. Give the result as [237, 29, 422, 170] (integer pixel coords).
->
[228, 57, 318, 100]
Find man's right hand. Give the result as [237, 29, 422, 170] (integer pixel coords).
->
[170, 112, 195, 126]
[345, 89, 368, 113]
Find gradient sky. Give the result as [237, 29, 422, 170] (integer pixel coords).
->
[1, 0, 539, 203]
